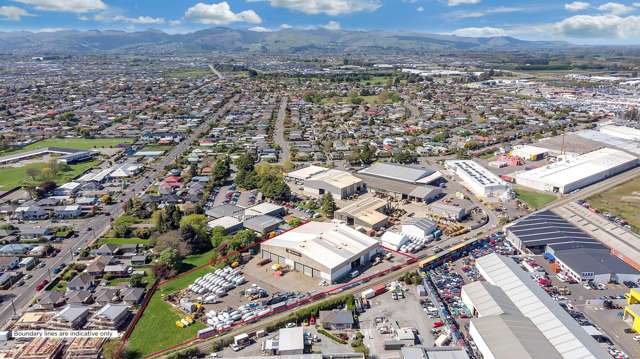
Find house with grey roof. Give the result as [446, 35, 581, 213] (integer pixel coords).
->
[65, 290, 93, 305]
[38, 291, 66, 310]
[49, 306, 90, 330]
[122, 287, 145, 305]
[319, 310, 354, 330]
[94, 288, 120, 305]
[67, 273, 95, 291]
[89, 303, 131, 330]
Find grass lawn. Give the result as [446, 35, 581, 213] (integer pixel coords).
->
[183, 249, 215, 268]
[160, 265, 214, 295]
[126, 293, 205, 355]
[2, 138, 133, 155]
[107, 277, 131, 286]
[126, 252, 220, 354]
[514, 187, 557, 209]
[588, 176, 640, 233]
[0, 160, 100, 191]
[97, 237, 148, 246]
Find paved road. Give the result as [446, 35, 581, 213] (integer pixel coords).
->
[0, 89, 238, 328]
[273, 97, 289, 163]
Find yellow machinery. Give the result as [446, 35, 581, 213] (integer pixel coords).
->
[623, 288, 640, 333]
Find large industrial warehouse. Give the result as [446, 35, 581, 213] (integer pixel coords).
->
[514, 147, 637, 194]
[260, 221, 381, 283]
[475, 253, 608, 359]
[445, 160, 511, 200]
[294, 167, 365, 200]
[356, 163, 443, 202]
[505, 210, 599, 254]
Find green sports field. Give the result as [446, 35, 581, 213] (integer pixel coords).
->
[1, 138, 134, 156]
[0, 160, 99, 191]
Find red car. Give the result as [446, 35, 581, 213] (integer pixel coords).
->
[36, 280, 49, 291]
[432, 321, 444, 328]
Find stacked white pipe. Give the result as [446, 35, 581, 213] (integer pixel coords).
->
[188, 266, 246, 296]
[399, 233, 434, 253]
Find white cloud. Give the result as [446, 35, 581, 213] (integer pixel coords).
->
[634, 2, 640, 7]
[169, 20, 181, 26]
[450, 6, 526, 19]
[118, 16, 165, 25]
[321, 20, 341, 30]
[0, 5, 32, 20]
[93, 11, 166, 25]
[447, 0, 481, 6]
[417, 6, 424, 12]
[279, 23, 292, 29]
[248, 26, 272, 32]
[258, 0, 381, 16]
[13, 0, 106, 13]
[185, 2, 262, 25]
[554, 14, 640, 38]
[564, 1, 590, 11]
[452, 26, 506, 37]
[597, 2, 634, 15]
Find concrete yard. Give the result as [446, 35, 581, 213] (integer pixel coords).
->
[359, 284, 439, 359]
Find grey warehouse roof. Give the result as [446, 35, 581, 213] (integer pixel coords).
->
[550, 245, 640, 276]
[476, 253, 608, 359]
[358, 163, 437, 184]
[462, 281, 520, 317]
[471, 314, 563, 359]
[507, 210, 598, 248]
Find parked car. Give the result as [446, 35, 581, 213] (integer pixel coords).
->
[36, 280, 49, 291]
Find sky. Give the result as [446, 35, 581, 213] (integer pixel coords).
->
[1, 0, 640, 44]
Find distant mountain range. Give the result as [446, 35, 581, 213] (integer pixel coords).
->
[0, 27, 568, 55]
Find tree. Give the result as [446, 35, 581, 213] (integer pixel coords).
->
[321, 193, 337, 218]
[112, 215, 137, 238]
[153, 248, 182, 279]
[129, 273, 146, 288]
[288, 217, 303, 227]
[259, 174, 290, 201]
[100, 194, 112, 204]
[155, 230, 190, 256]
[180, 214, 212, 253]
[38, 180, 57, 194]
[359, 145, 375, 165]
[393, 150, 417, 164]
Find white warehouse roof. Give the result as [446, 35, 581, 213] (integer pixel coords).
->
[445, 160, 511, 198]
[461, 281, 519, 317]
[475, 253, 607, 359]
[306, 169, 363, 189]
[287, 165, 329, 181]
[515, 148, 637, 194]
[264, 221, 379, 270]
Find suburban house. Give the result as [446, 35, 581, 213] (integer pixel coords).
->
[67, 273, 96, 291]
[319, 310, 354, 330]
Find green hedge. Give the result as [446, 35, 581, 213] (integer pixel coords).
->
[318, 328, 347, 344]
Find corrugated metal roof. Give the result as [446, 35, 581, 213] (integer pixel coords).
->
[358, 163, 436, 184]
[476, 253, 608, 359]
[506, 210, 597, 248]
[470, 314, 563, 359]
[461, 281, 520, 317]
